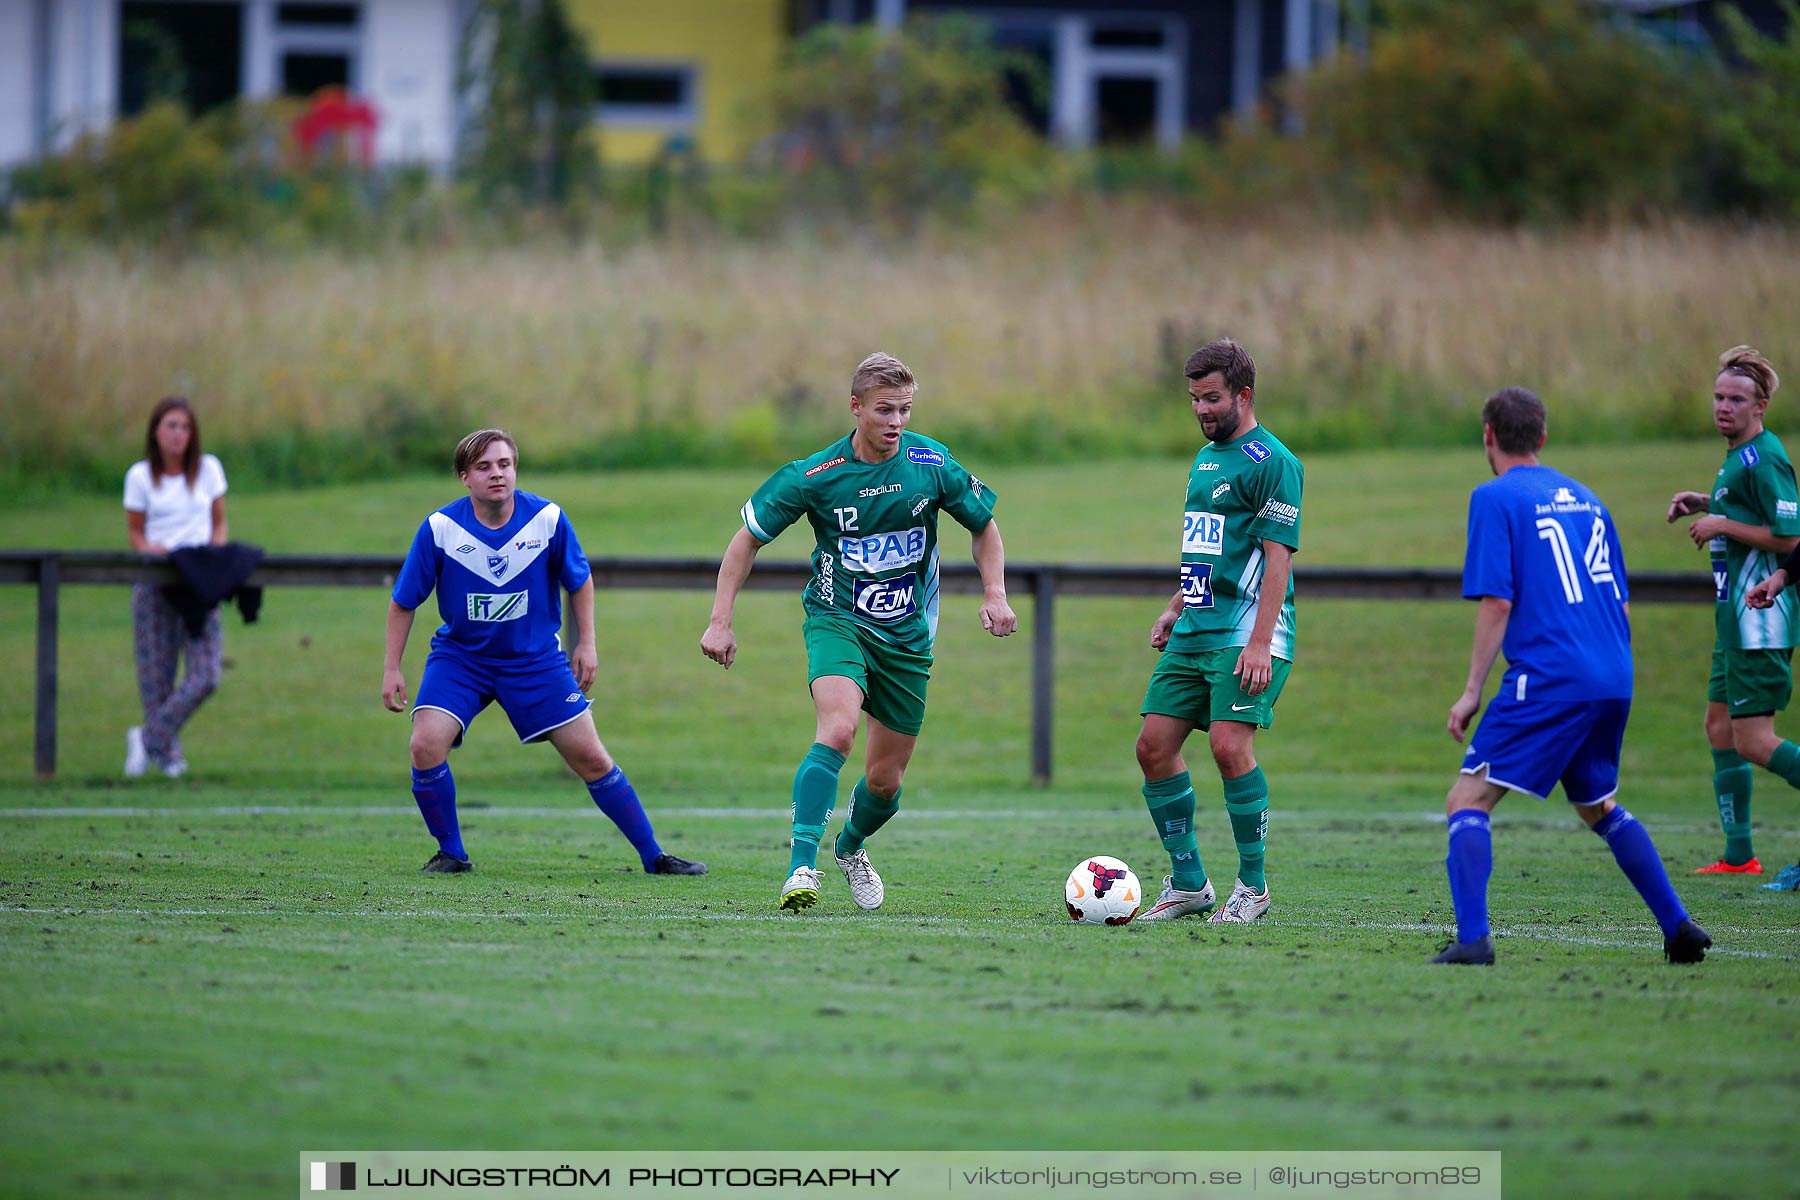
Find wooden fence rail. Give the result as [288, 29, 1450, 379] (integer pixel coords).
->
[1, 550, 1711, 784]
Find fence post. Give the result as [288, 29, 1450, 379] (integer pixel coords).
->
[35, 555, 58, 781]
[1031, 567, 1056, 786]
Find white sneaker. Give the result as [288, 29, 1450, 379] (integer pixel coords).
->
[835, 848, 885, 910]
[779, 865, 821, 911]
[1207, 878, 1271, 923]
[162, 758, 188, 780]
[124, 727, 148, 778]
[1137, 876, 1216, 920]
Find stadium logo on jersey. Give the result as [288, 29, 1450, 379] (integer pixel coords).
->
[1257, 499, 1299, 526]
[1740, 444, 1761, 468]
[1211, 482, 1232, 502]
[1180, 562, 1215, 608]
[1183, 511, 1225, 556]
[805, 456, 847, 477]
[839, 526, 927, 573]
[486, 554, 509, 579]
[467, 591, 528, 622]
[1242, 440, 1271, 463]
[858, 483, 902, 498]
[853, 575, 917, 622]
[1194, 461, 1221, 472]
[455, 543, 477, 555]
[906, 446, 946, 466]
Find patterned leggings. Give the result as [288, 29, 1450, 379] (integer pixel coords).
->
[131, 584, 222, 766]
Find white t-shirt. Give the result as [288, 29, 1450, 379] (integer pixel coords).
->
[124, 455, 228, 550]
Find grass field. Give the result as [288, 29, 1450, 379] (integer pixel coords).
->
[4, 440, 1797, 1198]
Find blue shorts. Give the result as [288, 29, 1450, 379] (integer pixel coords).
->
[1462, 696, 1630, 807]
[414, 645, 590, 746]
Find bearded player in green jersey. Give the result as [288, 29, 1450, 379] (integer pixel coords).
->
[1669, 345, 1800, 885]
[1134, 338, 1304, 925]
[701, 353, 1017, 912]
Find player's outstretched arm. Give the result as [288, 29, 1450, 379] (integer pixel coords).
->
[383, 601, 417, 712]
[971, 519, 1017, 636]
[1667, 490, 1709, 523]
[567, 577, 598, 693]
[1448, 596, 1511, 743]
[702, 527, 764, 670]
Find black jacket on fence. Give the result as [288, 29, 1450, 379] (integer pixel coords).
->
[165, 543, 265, 637]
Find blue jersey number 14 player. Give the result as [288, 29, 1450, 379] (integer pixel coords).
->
[382, 428, 705, 877]
[1437, 388, 1708, 965]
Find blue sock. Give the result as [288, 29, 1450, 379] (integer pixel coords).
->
[1446, 809, 1492, 944]
[412, 763, 465, 860]
[587, 765, 662, 870]
[1592, 806, 1688, 937]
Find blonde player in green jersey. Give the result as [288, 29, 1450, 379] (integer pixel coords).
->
[1134, 338, 1304, 925]
[1668, 346, 1800, 881]
[700, 353, 1017, 912]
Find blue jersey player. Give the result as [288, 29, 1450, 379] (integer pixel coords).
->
[381, 428, 705, 877]
[1436, 388, 1708, 965]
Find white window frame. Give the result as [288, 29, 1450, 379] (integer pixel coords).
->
[593, 60, 700, 132]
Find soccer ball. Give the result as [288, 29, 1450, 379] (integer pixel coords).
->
[1064, 855, 1141, 925]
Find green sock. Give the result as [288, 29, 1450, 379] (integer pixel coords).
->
[1713, 747, 1756, 865]
[835, 777, 900, 858]
[1768, 740, 1800, 788]
[1143, 771, 1206, 891]
[790, 742, 846, 872]
[1222, 766, 1270, 893]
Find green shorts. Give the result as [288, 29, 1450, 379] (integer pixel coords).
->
[1709, 644, 1794, 717]
[1140, 645, 1291, 731]
[803, 612, 932, 737]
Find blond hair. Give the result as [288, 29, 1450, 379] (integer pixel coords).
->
[1718, 345, 1780, 402]
[852, 352, 916, 398]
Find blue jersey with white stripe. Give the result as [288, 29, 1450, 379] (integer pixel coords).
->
[1462, 465, 1632, 702]
[392, 491, 590, 659]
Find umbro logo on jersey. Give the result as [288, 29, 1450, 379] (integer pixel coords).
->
[487, 554, 509, 579]
[805, 456, 847, 476]
[456, 543, 477, 555]
[1242, 440, 1271, 463]
[564, 692, 582, 703]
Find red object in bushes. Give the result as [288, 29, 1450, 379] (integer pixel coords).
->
[293, 88, 378, 167]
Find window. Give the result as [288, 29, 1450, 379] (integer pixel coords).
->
[276, 3, 357, 26]
[594, 64, 698, 129]
[283, 52, 350, 96]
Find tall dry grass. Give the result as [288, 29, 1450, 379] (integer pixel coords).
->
[6, 211, 1798, 490]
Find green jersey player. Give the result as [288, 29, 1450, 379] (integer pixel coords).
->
[701, 353, 1017, 911]
[1669, 345, 1800, 882]
[1134, 338, 1303, 925]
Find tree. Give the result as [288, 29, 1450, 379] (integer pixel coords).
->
[458, 0, 599, 207]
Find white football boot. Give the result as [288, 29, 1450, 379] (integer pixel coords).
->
[779, 865, 821, 911]
[123, 727, 148, 779]
[1136, 876, 1217, 920]
[1207, 878, 1271, 923]
[835, 848, 885, 910]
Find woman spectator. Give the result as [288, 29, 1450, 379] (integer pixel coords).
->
[123, 397, 228, 778]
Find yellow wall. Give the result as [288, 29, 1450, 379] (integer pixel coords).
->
[564, 0, 788, 164]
